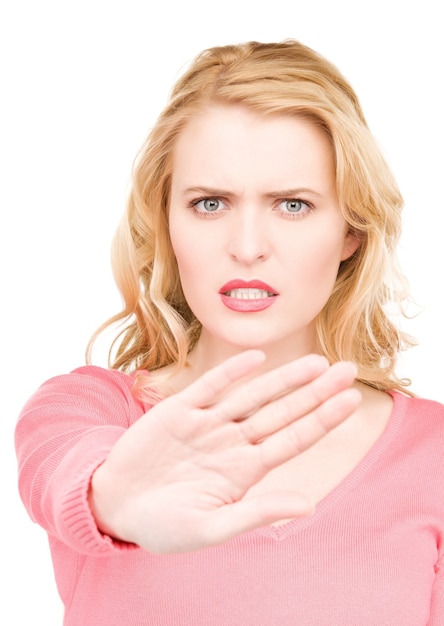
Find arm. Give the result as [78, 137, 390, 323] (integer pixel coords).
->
[17, 352, 361, 556]
[15, 365, 145, 556]
[87, 351, 361, 554]
[429, 551, 444, 624]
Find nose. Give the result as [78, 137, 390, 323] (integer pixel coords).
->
[228, 207, 270, 265]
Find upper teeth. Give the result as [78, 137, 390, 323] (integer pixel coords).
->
[226, 288, 273, 299]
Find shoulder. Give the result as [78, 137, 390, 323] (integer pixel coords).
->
[391, 391, 444, 445]
[393, 391, 444, 420]
[69, 364, 139, 392]
[38, 364, 139, 401]
[18, 365, 149, 429]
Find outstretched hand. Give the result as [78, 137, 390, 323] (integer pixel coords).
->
[89, 351, 361, 553]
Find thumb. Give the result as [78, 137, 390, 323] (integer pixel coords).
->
[205, 492, 315, 544]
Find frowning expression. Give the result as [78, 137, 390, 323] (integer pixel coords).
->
[168, 105, 359, 357]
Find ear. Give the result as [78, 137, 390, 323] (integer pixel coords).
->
[340, 231, 361, 261]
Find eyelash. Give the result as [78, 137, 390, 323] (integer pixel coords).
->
[188, 197, 227, 218]
[187, 197, 315, 219]
[276, 199, 314, 219]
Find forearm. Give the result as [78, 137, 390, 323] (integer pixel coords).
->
[15, 366, 145, 555]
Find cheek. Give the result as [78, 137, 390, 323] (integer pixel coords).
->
[169, 223, 208, 285]
[169, 219, 190, 266]
[286, 234, 345, 320]
[288, 228, 345, 277]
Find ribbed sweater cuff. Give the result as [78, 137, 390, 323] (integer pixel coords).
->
[55, 429, 139, 556]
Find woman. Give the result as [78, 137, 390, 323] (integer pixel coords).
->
[15, 40, 444, 625]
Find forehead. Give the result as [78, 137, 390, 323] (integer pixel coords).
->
[171, 104, 335, 192]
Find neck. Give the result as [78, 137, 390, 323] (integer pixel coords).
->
[186, 328, 321, 380]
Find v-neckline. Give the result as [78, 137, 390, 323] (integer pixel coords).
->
[253, 390, 406, 540]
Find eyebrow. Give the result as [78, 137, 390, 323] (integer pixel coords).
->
[264, 188, 323, 199]
[182, 186, 323, 198]
[182, 186, 233, 197]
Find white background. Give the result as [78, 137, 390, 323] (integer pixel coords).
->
[1, 1, 443, 623]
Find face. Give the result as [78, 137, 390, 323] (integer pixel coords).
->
[168, 105, 359, 362]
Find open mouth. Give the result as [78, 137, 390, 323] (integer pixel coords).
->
[219, 280, 278, 312]
[219, 279, 278, 298]
[223, 288, 275, 299]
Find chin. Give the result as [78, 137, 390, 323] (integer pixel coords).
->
[215, 330, 299, 352]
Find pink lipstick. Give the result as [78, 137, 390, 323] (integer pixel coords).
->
[219, 279, 278, 312]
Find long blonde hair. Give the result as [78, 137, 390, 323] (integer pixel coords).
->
[87, 40, 415, 393]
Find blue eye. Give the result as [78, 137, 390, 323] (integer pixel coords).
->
[274, 198, 314, 219]
[190, 197, 227, 215]
[276, 198, 313, 217]
[283, 199, 306, 213]
[202, 198, 221, 212]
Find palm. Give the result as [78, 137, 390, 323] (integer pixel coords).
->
[91, 351, 361, 553]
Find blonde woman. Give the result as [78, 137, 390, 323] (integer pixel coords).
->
[16, 41, 444, 625]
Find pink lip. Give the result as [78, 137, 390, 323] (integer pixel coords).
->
[219, 279, 278, 294]
[218, 279, 278, 313]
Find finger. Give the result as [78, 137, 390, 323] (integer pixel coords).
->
[213, 354, 330, 422]
[179, 350, 266, 407]
[241, 361, 357, 442]
[259, 387, 362, 469]
[201, 492, 314, 545]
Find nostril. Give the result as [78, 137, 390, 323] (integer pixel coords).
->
[228, 236, 270, 264]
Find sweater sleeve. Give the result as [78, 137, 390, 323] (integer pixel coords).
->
[429, 550, 444, 624]
[15, 366, 146, 557]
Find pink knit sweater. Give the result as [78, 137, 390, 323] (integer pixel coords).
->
[15, 366, 444, 625]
